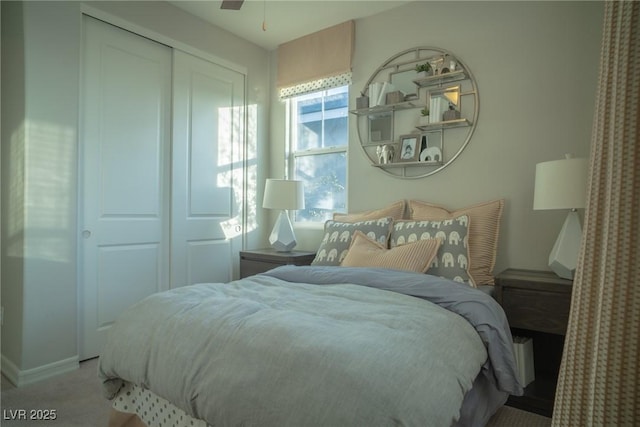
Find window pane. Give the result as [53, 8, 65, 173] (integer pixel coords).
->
[323, 88, 348, 148]
[295, 93, 323, 151]
[294, 152, 347, 222]
[324, 115, 347, 147]
[294, 86, 348, 151]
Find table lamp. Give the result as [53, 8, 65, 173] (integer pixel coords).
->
[533, 154, 588, 279]
[263, 179, 305, 252]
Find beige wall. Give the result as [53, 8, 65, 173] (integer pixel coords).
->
[271, 1, 603, 274]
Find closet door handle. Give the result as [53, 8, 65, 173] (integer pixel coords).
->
[82, 230, 92, 239]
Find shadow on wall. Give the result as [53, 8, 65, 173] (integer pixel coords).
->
[6, 120, 76, 263]
[220, 103, 258, 241]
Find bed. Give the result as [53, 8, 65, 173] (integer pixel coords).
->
[99, 200, 523, 427]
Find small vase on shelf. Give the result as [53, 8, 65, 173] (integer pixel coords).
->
[356, 93, 369, 110]
[415, 62, 432, 79]
[442, 103, 461, 121]
[419, 107, 430, 127]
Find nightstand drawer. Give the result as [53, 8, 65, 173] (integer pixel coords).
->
[502, 288, 571, 335]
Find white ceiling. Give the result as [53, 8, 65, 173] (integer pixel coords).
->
[169, 0, 412, 51]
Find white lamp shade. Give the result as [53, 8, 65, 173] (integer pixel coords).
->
[534, 157, 588, 210]
[263, 179, 305, 210]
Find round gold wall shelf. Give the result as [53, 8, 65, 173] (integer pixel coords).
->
[352, 46, 479, 178]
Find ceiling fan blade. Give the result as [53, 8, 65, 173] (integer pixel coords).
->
[220, 0, 244, 10]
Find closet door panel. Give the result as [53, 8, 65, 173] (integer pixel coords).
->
[188, 72, 233, 217]
[186, 240, 230, 285]
[99, 51, 164, 216]
[171, 50, 245, 288]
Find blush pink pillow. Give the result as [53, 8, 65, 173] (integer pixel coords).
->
[341, 230, 442, 273]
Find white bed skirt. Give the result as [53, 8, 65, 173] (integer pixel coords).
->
[112, 381, 208, 427]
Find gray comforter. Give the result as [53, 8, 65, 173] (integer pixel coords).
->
[99, 266, 522, 427]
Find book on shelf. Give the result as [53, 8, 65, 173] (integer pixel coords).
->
[368, 82, 381, 108]
[429, 97, 446, 124]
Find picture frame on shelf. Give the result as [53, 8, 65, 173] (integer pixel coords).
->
[397, 134, 421, 162]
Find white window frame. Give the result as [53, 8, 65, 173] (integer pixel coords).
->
[286, 85, 349, 224]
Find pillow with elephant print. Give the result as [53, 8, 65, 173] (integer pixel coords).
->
[311, 217, 393, 266]
[390, 215, 474, 287]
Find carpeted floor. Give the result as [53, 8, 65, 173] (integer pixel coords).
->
[1, 358, 551, 427]
[1, 358, 111, 427]
[485, 405, 551, 427]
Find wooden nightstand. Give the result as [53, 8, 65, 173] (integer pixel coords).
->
[239, 249, 316, 278]
[495, 268, 573, 417]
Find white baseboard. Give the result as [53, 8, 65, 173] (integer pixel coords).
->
[1, 354, 79, 387]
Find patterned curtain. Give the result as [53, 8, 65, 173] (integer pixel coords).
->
[552, 1, 639, 425]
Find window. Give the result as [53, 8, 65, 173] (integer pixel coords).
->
[289, 85, 348, 223]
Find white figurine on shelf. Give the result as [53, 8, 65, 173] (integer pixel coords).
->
[420, 146, 442, 163]
[376, 145, 394, 164]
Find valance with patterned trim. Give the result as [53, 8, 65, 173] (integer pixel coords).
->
[278, 72, 352, 99]
[277, 20, 354, 99]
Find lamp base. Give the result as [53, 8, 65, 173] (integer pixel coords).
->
[269, 210, 297, 252]
[548, 210, 582, 280]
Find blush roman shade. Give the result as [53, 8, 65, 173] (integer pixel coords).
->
[277, 20, 354, 99]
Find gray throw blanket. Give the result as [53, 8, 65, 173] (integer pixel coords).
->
[99, 266, 520, 426]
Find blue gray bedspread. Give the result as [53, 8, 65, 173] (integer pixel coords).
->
[99, 266, 522, 427]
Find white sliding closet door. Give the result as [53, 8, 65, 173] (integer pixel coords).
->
[171, 50, 245, 288]
[80, 17, 172, 360]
